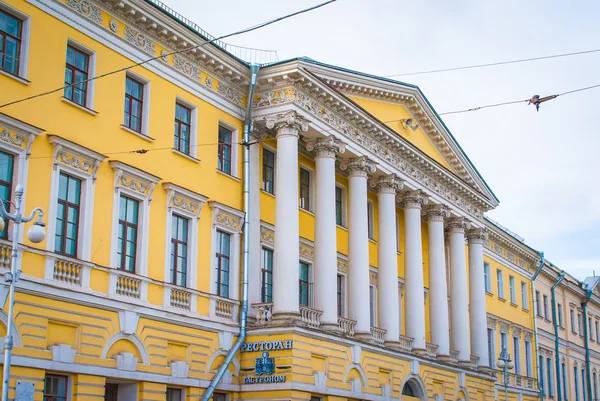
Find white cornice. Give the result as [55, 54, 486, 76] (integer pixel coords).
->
[483, 220, 540, 268]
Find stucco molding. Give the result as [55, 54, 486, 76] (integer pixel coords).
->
[100, 332, 150, 365]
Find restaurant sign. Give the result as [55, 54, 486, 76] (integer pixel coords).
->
[242, 341, 292, 384]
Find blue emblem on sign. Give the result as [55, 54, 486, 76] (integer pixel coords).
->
[255, 351, 275, 375]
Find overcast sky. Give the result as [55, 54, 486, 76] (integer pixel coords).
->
[161, 0, 600, 280]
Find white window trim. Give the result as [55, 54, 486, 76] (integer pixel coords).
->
[46, 135, 106, 261]
[174, 97, 198, 158]
[299, 164, 314, 213]
[525, 340, 532, 376]
[109, 161, 160, 276]
[367, 199, 375, 241]
[335, 183, 347, 228]
[521, 281, 529, 310]
[0, 114, 42, 242]
[218, 121, 238, 178]
[488, 328, 496, 369]
[336, 271, 347, 318]
[162, 182, 207, 289]
[123, 71, 151, 137]
[208, 201, 243, 300]
[299, 242, 314, 308]
[260, 245, 274, 304]
[484, 262, 491, 293]
[262, 145, 276, 195]
[497, 269, 504, 299]
[0, 2, 30, 80]
[509, 275, 516, 304]
[513, 336, 521, 375]
[369, 282, 377, 327]
[65, 39, 97, 109]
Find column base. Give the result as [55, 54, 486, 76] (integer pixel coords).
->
[412, 348, 427, 356]
[321, 322, 341, 333]
[458, 360, 473, 369]
[271, 311, 301, 328]
[384, 340, 402, 350]
[436, 354, 453, 363]
[355, 331, 371, 341]
[478, 366, 495, 376]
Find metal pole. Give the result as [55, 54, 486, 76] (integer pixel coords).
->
[1, 186, 23, 401]
[505, 361, 509, 401]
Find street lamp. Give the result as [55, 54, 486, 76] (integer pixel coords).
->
[497, 345, 515, 401]
[0, 185, 45, 401]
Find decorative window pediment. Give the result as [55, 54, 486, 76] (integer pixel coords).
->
[0, 113, 42, 157]
[162, 182, 207, 219]
[260, 225, 274, 246]
[110, 160, 160, 199]
[299, 238, 314, 261]
[208, 200, 244, 233]
[487, 315, 498, 329]
[49, 135, 106, 180]
[499, 320, 511, 334]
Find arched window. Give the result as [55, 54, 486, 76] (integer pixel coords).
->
[402, 381, 419, 397]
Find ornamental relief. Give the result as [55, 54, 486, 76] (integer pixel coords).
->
[216, 213, 241, 231]
[299, 243, 314, 261]
[254, 87, 483, 220]
[120, 175, 150, 196]
[483, 239, 529, 269]
[217, 81, 244, 107]
[65, 0, 103, 25]
[0, 129, 28, 150]
[124, 26, 156, 55]
[337, 259, 348, 273]
[260, 227, 274, 245]
[369, 270, 377, 284]
[173, 55, 200, 80]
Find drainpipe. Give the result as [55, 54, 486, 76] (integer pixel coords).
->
[582, 287, 593, 401]
[551, 271, 565, 401]
[202, 62, 261, 401]
[531, 252, 545, 401]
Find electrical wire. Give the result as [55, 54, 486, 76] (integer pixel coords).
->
[384, 48, 600, 78]
[0, 0, 337, 110]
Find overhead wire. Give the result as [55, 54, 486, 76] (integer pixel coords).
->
[383, 48, 600, 78]
[0, 0, 337, 109]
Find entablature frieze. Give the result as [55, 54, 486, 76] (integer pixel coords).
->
[252, 85, 492, 222]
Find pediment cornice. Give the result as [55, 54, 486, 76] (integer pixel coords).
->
[253, 69, 496, 221]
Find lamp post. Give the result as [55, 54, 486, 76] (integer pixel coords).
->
[0, 185, 45, 401]
[497, 345, 515, 401]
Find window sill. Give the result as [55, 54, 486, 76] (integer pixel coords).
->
[544, 318, 552, 323]
[486, 291, 494, 297]
[559, 326, 565, 331]
[510, 302, 518, 308]
[299, 207, 314, 216]
[522, 307, 529, 312]
[261, 189, 276, 198]
[172, 148, 200, 163]
[368, 238, 377, 245]
[498, 297, 506, 302]
[216, 169, 240, 182]
[120, 125, 155, 142]
[0, 68, 29, 85]
[336, 224, 348, 232]
[61, 97, 98, 116]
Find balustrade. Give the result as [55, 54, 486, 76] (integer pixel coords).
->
[215, 297, 236, 319]
[337, 317, 356, 337]
[53, 258, 82, 286]
[116, 274, 142, 298]
[0, 242, 10, 269]
[426, 343, 439, 359]
[170, 288, 191, 310]
[369, 326, 386, 346]
[399, 335, 414, 352]
[300, 305, 323, 329]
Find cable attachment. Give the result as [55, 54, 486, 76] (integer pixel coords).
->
[528, 94, 558, 111]
[132, 149, 149, 154]
[239, 140, 259, 148]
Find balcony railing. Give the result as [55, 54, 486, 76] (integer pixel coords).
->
[299, 305, 322, 329]
[370, 326, 386, 346]
[497, 371, 537, 390]
[470, 355, 480, 366]
[399, 335, 414, 352]
[170, 287, 192, 310]
[215, 297, 236, 319]
[426, 343, 439, 359]
[450, 349, 460, 361]
[0, 241, 11, 269]
[53, 258, 83, 286]
[337, 317, 356, 337]
[116, 274, 142, 299]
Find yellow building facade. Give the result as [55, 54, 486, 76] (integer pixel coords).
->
[0, 0, 577, 400]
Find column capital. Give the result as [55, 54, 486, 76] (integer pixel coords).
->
[422, 204, 450, 222]
[340, 156, 377, 178]
[306, 135, 347, 158]
[466, 227, 488, 244]
[250, 124, 268, 141]
[370, 174, 403, 194]
[446, 217, 470, 234]
[265, 110, 309, 138]
[399, 189, 428, 209]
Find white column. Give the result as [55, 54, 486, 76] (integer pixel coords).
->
[400, 190, 428, 353]
[447, 216, 471, 363]
[248, 129, 266, 308]
[467, 227, 489, 368]
[424, 204, 451, 359]
[266, 111, 308, 319]
[340, 156, 376, 338]
[371, 174, 403, 346]
[306, 136, 347, 330]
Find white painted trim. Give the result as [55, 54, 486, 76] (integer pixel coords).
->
[0, 309, 22, 347]
[100, 332, 150, 364]
[0, 2, 31, 79]
[218, 120, 239, 178]
[66, 37, 97, 109]
[175, 97, 198, 159]
[125, 70, 151, 137]
[336, 270, 347, 318]
[298, 163, 315, 213]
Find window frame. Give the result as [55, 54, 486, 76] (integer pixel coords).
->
[562, 362, 568, 401]
[117, 194, 140, 272]
[43, 374, 68, 401]
[571, 309, 576, 333]
[0, 150, 14, 240]
[484, 262, 491, 293]
[335, 184, 347, 228]
[0, 4, 30, 81]
[367, 199, 375, 241]
[217, 122, 238, 177]
[299, 165, 313, 213]
[170, 214, 189, 287]
[260, 246, 273, 303]
[536, 291, 542, 316]
[595, 320, 599, 342]
[173, 99, 198, 158]
[521, 281, 528, 310]
[525, 339, 532, 377]
[122, 71, 151, 137]
[497, 269, 504, 299]
[369, 283, 376, 327]
[215, 229, 232, 298]
[509, 275, 516, 304]
[558, 303, 564, 328]
[262, 146, 275, 194]
[578, 313, 583, 335]
[547, 357, 554, 397]
[337, 272, 346, 318]
[54, 172, 82, 257]
[63, 40, 96, 109]
[487, 327, 495, 368]
[166, 388, 183, 401]
[543, 294, 549, 320]
[513, 336, 521, 375]
[299, 260, 312, 307]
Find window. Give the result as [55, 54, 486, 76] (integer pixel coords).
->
[213, 393, 227, 401]
[218, 125, 233, 175]
[166, 388, 182, 401]
[104, 384, 118, 401]
[543, 295, 549, 320]
[261, 248, 273, 303]
[575, 367, 580, 401]
[369, 284, 376, 326]
[54, 173, 81, 256]
[596, 321, 599, 342]
[501, 332, 508, 353]
[562, 362, 568, 400]
[262, 148, 275, 194]
[558, 304, 564, 328]
[174, 103, 191, 155]
[170, 215, 189, 287]
[396, 212, 401, 252]
[571, 310, 576, 332]
[335, 186, 344, 226]
[124, 75, 144, 133]
[539, 356, 545, 397]
[547, 357, 554, 397]
[594, 371, 598, 401]
[589, 317, 593, 340]
[337, 273, 344, 317]
[299, 168, 311, 211]
[215, 230, 231, 297]
[497, 269, 504, 299]
[0, 9, 22, 76]
[525, 340, 532, 377]
[484, 263, 491, 293]
[487, 328, 494, 368]
[509, 276, 516, 304]
[536, 291, 542, 316]
[521, 281, 528, 309]
[583, 369, 587, 401]
[579, 313, 583, 335]
[64, 45, 89, 106]
[299, 262, 311, 307]
[0, 150, 13, 239]
[367, 200, 375, 240]
[117, 195, 139, 272]
[513, 337, 521, 375]
[43, 374, 68, 401]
